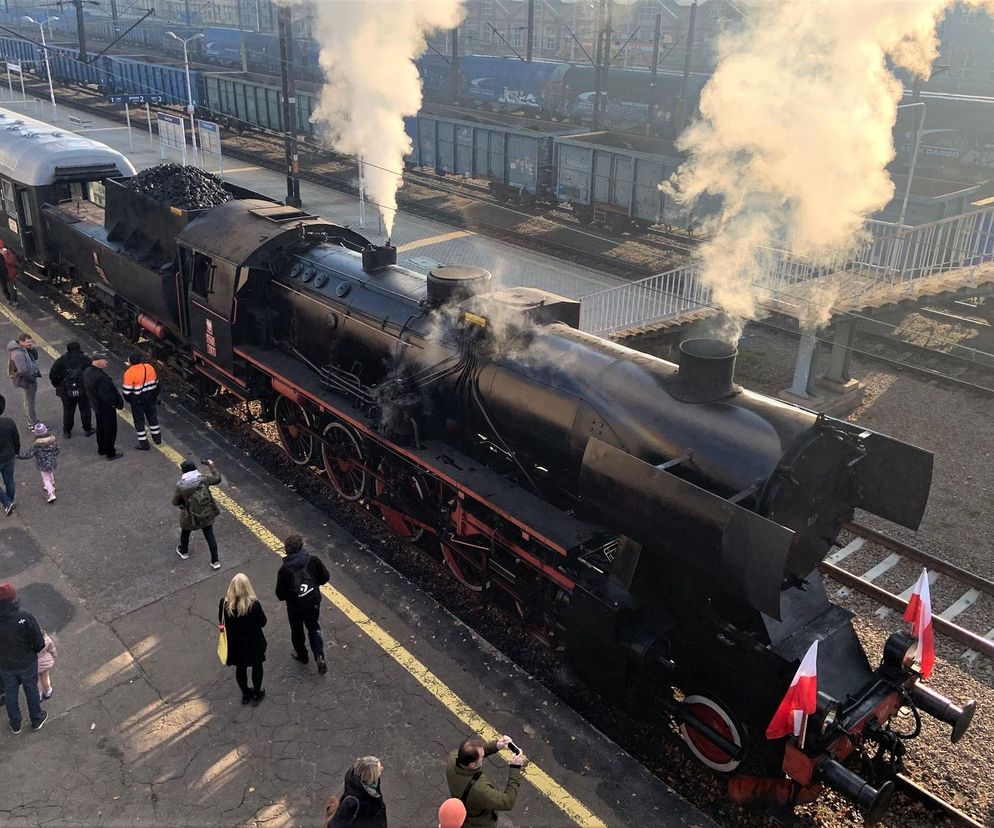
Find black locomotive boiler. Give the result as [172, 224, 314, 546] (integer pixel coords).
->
[42, 171, 974, 822]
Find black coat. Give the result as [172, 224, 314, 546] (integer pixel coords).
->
[50, 350, 92, 399]
[0, 599, 45, 670]
[219, 598, 267, 667]
[83, 365, 124, 413]
[275, 550, 331, 606]
[339, 767, 387, 828]
[0, 415, 19, 464]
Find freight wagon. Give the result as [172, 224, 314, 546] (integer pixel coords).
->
[203, 71, 319, 136]
[556, 131, 689, 232]
[404, 113, 568, 206]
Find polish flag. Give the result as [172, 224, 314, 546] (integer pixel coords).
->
[766, 640, 818, 740]
[903, 568, 935, 679]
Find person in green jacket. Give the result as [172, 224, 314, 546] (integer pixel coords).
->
[172, 458, 223, 569]
[446, 734, 526, 827]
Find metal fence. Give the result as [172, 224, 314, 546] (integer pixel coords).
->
[579, 205, 994, 336]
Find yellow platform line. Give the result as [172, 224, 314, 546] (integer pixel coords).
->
[0, 302, 607, 828]
[395, 229, 472, 253]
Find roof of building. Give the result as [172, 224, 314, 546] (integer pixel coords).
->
[0, 107, 135, 186]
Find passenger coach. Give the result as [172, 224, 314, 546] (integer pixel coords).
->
[0, 107, 134, 271]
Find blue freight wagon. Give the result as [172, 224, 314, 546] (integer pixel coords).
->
[405, 112, 568, 206]
[0, 35, 40, 69]
[555, 131, 687, 232]
[109, 57, 204, 107]
[203, 71, 319, 136]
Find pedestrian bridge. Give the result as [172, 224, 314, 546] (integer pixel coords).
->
[579, 205, 994, 339]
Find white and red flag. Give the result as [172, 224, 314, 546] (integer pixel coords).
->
[766, 640, 818, 740]
[903, 568, 935, 679]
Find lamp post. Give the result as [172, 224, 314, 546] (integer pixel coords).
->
[896, 101, 926, 227]
[167, 31, 203, 166]
[23, 16, 58, 121]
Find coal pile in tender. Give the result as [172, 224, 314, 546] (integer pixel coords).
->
[124, 164, 231, 210]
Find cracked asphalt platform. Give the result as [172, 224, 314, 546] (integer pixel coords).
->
[0, 295, 715, 827]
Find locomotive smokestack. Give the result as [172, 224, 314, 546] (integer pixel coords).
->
[361, 243, 397, 272]
[674, 338, 739, 403]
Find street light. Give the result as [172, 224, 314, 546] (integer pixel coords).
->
[23, 16, 58, 121]
[167, 31, 204, 166]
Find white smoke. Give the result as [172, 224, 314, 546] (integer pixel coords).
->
[310, 0, 465, 237]
[665, 0, 994, 334]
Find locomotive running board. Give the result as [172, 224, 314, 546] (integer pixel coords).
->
[579, 438, 794, 619]
[824, 418, 933, 531]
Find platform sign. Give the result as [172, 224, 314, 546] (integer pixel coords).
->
[6, 62, 20, 73]
[196, 119, 223, 174]
[107, 94, 164, 106]
[157, 112, 187, 166]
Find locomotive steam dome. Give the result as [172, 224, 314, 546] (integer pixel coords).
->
[672, 338, 741, 403]
[427, 265, 492, 307]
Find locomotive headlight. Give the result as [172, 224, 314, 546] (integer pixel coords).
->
[883, 629, 918, 670]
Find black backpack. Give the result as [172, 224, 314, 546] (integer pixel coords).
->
[64, 366, 84, 399]
[289, 559, 318, 603]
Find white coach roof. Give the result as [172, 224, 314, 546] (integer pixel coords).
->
[0, 107, 135, 186]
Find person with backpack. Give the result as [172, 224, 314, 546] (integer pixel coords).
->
[83, 356, 124, 460]
[446, 735, 526, 827]
[275, 535, 330, 674]
[121, 351, 161, 451]
[172, 459, 223, 570]
[49, 341, 94, 440]
[7, 333, 41, 426]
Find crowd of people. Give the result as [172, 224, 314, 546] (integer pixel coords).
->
[2, 331, 531, 827]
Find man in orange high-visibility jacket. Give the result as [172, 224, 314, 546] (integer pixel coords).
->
[121, 352, 161, 451]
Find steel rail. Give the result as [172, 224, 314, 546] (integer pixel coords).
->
[818, 560, 994, 660]
[895, 773, 985, 828]
[844, 521, 994, 597]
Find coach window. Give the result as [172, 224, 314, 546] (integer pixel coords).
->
[89, 181, 106, 207]
[19, 191, 31, 226]
[1, 180, 14, 215]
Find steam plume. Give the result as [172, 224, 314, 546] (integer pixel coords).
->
[310, 0, 465, 236]
[666, 0, 994, 334]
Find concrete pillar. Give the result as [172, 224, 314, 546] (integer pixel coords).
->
[788, 333, 819, 399]
[824, 316, 856, 384]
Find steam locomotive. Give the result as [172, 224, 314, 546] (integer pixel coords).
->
[26, 154, 975, 820]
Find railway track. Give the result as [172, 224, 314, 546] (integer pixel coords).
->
[820, 521, 994, 662]
[894, 774, 985, 828]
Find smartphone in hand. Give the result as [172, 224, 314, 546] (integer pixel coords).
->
[508, 741, 521, 755]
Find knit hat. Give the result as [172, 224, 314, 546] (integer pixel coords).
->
[33, 422, 48, 436]
[66, 341, 82, 353]
[0, 582, 16, 603]
[180, 460, 197, 473]
[438, 798, 467, 828]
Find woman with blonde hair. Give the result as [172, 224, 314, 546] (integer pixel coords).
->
[219, 573, 268, 705]
[332, 755, 387, 827]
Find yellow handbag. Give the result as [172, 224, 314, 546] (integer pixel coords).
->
[217, 624, 228, 664]
[216, 600, 228, 664]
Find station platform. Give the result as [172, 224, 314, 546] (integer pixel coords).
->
[0, 291, 714, 826]
[0, 96, 624, 302]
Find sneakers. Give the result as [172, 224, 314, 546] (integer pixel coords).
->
[83, 428, 95, 437]
[176, 546, 189, 560]
[106, 452, 123, 461]
[42, 688, 53, 700]
[210, 560, 221, 570]
[291, 652, 309, 665]
[251, 689, 266, 707]
[316, 656, 328, 675]
[9, 720, 20, 734]
[3, 501, 13, 516]
[46, 493, 56, 504]
[31, 711, 48, 731]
